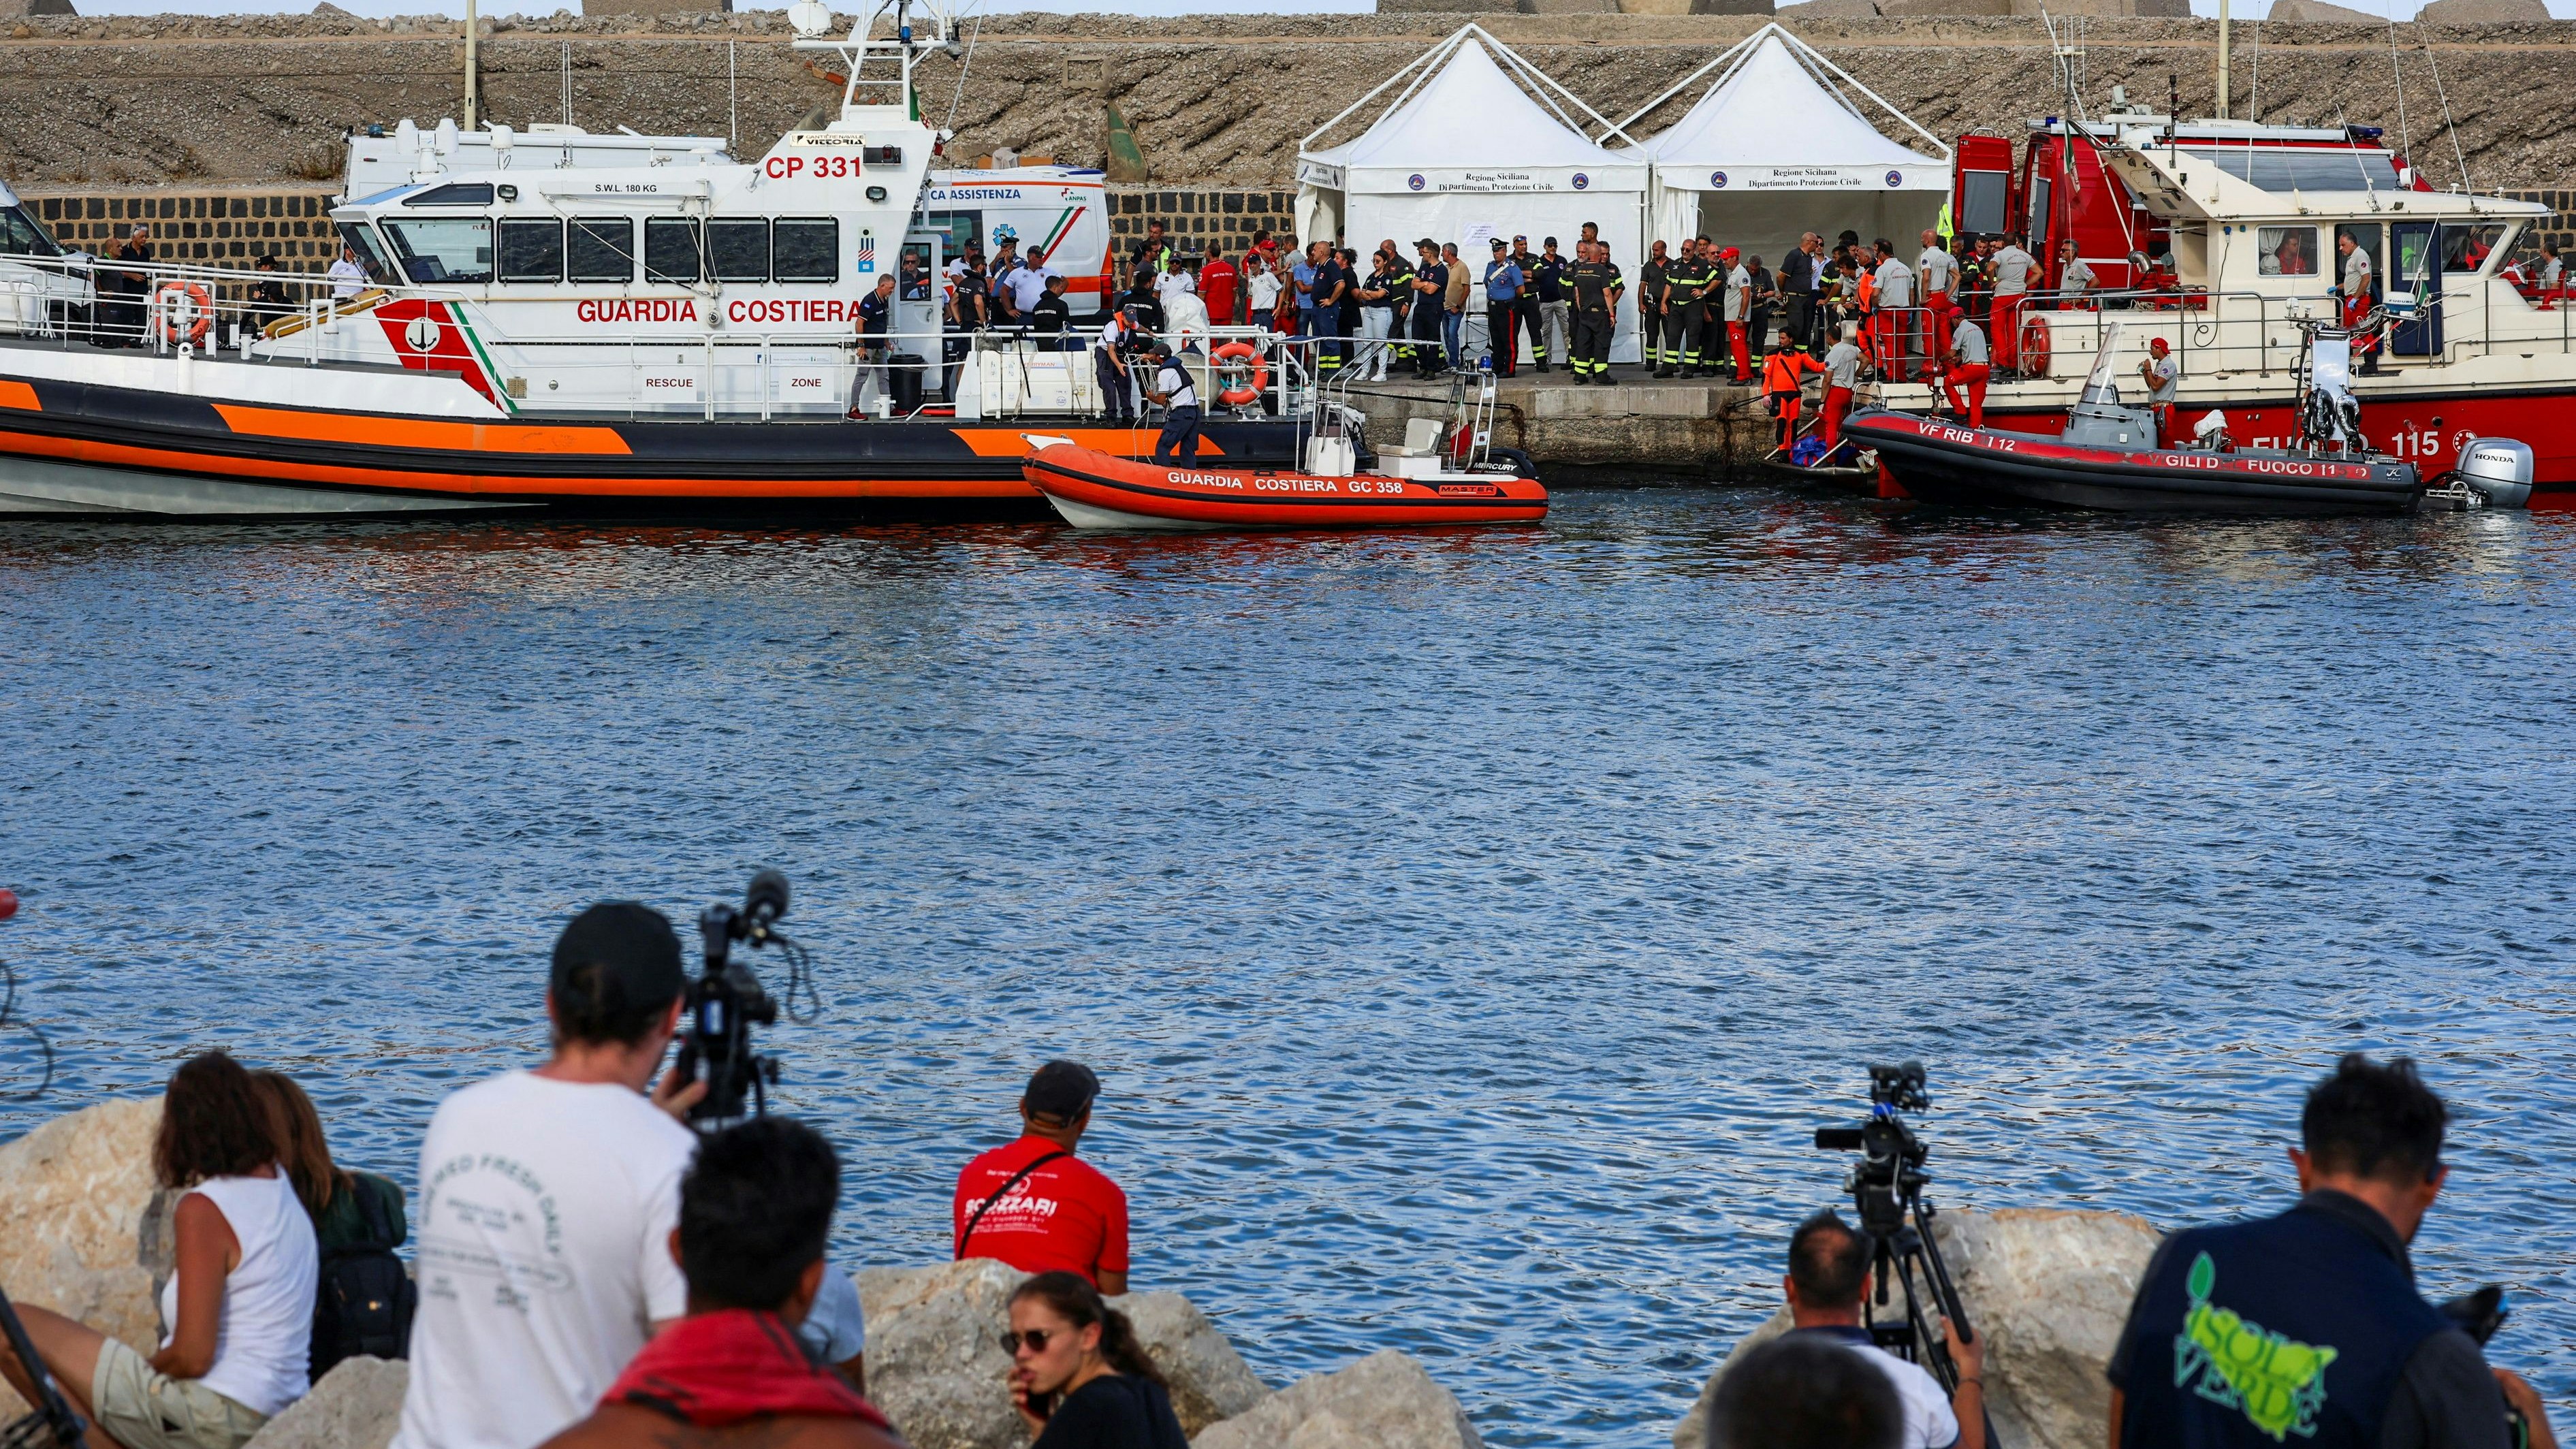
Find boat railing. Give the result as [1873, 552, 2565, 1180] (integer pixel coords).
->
[1870, 275, 2576, 394]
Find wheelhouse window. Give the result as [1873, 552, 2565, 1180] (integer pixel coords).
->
[569, 217, 633, 283]
[381, 217, 493, 284]
[407, 182, 495, 207]
[707, 220, 769, 283]
[772, 219, 839, 283]
[2444, 223, 2510, 274]
[334, 220, 395, 283]
[2186, 148, 2402, 194]
[498, 219, 562, 283]
[2257, 225, 2319, 277]
[644, 219, 701, 284]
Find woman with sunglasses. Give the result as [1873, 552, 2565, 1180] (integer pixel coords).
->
[1002, 1273, 1186, 1449]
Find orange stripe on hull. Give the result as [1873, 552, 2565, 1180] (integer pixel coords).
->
[953, 426, 1224, 460]
[1025, 445, 1548, 527]
[0, 381, 38, 412]
[212, 404, 636, 456]
[0, 428, 1040, 500]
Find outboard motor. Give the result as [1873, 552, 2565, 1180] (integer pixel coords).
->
[2455, 438, 2534, 509]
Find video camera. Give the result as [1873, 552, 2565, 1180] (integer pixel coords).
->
[1813, 1061, 1979, 1395]
[671, 869, 819, 1128]
[1814, 1061, 1933, 1241]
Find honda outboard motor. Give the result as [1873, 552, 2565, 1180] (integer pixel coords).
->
[2455, 438, 2534, 509]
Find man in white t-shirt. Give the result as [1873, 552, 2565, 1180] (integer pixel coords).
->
[1006, 249, 1060, 325]
[1873, 241, 1915, 380]
[1989, 233, 2037, 372]
[1780, 1210, 1986, 1449]
[393, 902, 707, 1449]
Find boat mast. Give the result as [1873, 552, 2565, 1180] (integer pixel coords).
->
[464, 0, 480, 130]
[2216, 0, 2231, 121]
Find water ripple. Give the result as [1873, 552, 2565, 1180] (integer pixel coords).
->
[3, 491, 2572, 1445]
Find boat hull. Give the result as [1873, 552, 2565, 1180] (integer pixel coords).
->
[1023, 444, 1548, 530]
[1896, 382, 2576, 508]
[0, 370, 1301, 519]
[1847, 409, 2423, 515]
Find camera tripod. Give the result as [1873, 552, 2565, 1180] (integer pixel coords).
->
[0, 1281, 88, 1449]
[1815, 1062, 1981, 1397]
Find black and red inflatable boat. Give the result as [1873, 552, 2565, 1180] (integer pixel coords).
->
[1847, 408, 2425, 515]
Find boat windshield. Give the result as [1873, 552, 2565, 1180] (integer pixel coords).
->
[0, 206, 63, 259]
[2080, 319, 2127, 405]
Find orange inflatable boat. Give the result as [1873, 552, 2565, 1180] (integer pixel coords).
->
[1021, 442, 1549, 530]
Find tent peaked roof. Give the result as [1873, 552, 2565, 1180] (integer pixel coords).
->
[1300, 25, 1643, 176]
[1337, 37, 1628, 172]
[1615, 23, 1950, 170]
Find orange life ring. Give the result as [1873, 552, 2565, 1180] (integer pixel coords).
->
[1211, 340, 1269, 407]
[154, 281, 214, 347]
[2018, 314, 2052, 377]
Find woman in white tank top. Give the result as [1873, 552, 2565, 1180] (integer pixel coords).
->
[0, 1051, 319, 1449]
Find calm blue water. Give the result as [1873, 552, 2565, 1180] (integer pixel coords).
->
[3, 491, 2572, 1445]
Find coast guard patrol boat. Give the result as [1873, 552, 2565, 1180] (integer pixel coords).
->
[0, 0, 1301, 517]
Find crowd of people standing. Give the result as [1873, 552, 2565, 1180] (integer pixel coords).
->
[1048, 218, 2091, 457]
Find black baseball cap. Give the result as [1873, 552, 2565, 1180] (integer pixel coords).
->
[550, 902, 684, 1038]
[1023, 1060, 1101, 1124]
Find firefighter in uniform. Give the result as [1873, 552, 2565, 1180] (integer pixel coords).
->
[1565, 240, 1623, 385]
[1636, 240, 1670, 374]
[1659, 242, 1708, 379]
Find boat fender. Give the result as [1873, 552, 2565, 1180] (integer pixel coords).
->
[2018, 314, 2051, 378]
[154, 281, 214, 348]
[1211, 341, 1269, 407]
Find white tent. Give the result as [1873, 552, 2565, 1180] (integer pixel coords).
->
[1618, 25, 1951, 273]
[1297, 27, 1652, 363]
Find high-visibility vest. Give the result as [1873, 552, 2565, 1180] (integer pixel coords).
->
[1937, 201, 1955, 246]
[1858, 270, 1877, 309]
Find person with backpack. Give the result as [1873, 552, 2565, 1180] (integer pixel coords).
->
[953, 1062, 1129, 1292]
[0, 1052, 317, 1449]
[251, 1071, 415, 1378]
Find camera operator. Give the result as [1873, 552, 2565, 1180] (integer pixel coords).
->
[393, 902, 708, 1449]
[1779, 1211, 1984, 1449]
[539, 1118, 902, 1449]
[2107, 1054, 2557, 1449]
[1707, 1335, 1903, 1449]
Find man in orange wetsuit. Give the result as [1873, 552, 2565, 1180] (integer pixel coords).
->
[1939, 306, 1990, 429]
[1852, 244, 1879, 368]
[1764, 341, 1828, 449]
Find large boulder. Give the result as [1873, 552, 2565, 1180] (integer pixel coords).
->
[1192, 1350, 1482, 1449]
[2268, 0, 2387, 20]
[859, 1262, 1266, 1449]
[242, 1356, 408, 1449]
[1672, 1209, 2161, 1449]
[0, 1099, 168, 1415]
[2415, 0, 2549, 23]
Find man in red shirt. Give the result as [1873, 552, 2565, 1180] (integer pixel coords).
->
[953, 1061, 1130, 1292]
[1198, 241, 1239, 328]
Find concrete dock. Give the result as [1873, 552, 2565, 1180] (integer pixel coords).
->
[1333, 369, 1772, 476]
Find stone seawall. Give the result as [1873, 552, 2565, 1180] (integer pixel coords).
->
[0, 1099, 2168, 1449]
[1, 12, 2573, 197]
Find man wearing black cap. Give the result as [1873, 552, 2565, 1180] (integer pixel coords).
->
[394, 902, 707, 1449]
[952, 1061, 1130, 1292]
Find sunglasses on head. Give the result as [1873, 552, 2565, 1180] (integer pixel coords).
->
[1001, 1327, 1070, 1354]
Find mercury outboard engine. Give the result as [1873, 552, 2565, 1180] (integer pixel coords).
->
[2453, 438, 2535, 509]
